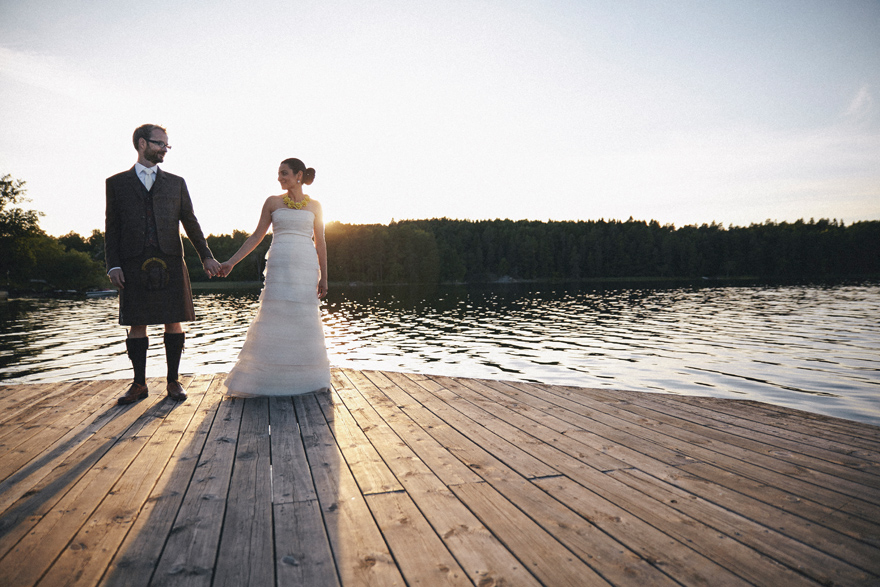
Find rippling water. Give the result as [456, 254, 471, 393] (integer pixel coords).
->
[1, 281, 878, 426]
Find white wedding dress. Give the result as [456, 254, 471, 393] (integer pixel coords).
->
[224, 208, 331, 396]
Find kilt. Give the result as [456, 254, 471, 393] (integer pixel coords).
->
[118, 247, 196, 326]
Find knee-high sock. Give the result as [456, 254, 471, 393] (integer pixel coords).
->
[164, 332, 185, 383]
[126, 337, 149, 385]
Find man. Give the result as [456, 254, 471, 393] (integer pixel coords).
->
[105, 124, 221, 404]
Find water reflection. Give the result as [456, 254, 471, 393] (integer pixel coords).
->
[1, 281, 878, 426]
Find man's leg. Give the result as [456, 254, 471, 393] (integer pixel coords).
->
[164, 322, 187, 401]
[119, 325, 149, 405]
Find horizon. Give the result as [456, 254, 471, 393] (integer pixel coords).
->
[41, 212, 867, 241]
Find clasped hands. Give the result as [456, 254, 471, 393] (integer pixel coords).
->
[107, 258, 226, 289]
[201, 258, 234, 278]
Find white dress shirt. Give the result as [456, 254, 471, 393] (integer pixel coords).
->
[134, 162, 158, 189]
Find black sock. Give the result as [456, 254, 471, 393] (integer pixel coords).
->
[126, 337, 149, 385]
[164, 332, 185, 383]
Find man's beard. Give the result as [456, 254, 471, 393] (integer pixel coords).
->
[145, 150, 165, 164]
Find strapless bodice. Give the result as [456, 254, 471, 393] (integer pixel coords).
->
[271, 208, 315, 239]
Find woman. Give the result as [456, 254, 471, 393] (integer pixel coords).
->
[219, 158, 331, 396]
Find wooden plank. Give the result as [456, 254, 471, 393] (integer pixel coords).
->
[36, 375, 215, 587]
[314, 388, 403, 495]
[411, 376, 756, 586]
[342, 370, 481, 486]
[545, 383, 880, 451]
[426, 374, 611, 471]
[0, 383, 70, 425]
[0, 379, 122, 484]
[268, 396, 316, 504]
[632, 392, 880, 460]
[399, 370, 731, 587]
[573, 397, 880, 540]
[494, 382, 880, 541]
[530, 476, 755, 587]
[364, 491, 472, 587]
[0, 379, 177, 586]
[274, 499, 340, 587]
[418, 377, 741, 585]
[550, 383, 880, 486]
[334, 371, 542, 587]
[450, 481, 612, 587]
[566, 391, 880, 506]
[666, 394, 880, 447]
[501, 379, 880, 522]
[214, 397, 275, 587]
[431, 375, 630, 472]
[100, 376, 227, 587]
[0, 379, 164, 560]
[374, 371, 558, 481]
[0, 383, 52, 413]
[333, 370, 538, 586]
[518, 384, 880, 579]
[0, 380, 81, 433]
[446, 376, 853, 585]
[534, 465, 830, 587]
[0, 380, 128, 516]
[609, 468, 878, 585]
[493, 473, 684, 586]
[148, 395, 245, 587]
[295, 392, 404, 587]
[622, 463, 880, 578]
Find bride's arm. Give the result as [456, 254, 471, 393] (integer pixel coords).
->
[313, 201, 328, 298]
[219, 198, 274, 276]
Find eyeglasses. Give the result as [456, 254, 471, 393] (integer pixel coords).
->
[146, 139, 171, 149]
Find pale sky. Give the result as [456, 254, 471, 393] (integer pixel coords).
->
[1, 0, 878, 238]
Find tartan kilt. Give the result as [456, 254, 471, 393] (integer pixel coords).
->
[118, 247, 196, 325]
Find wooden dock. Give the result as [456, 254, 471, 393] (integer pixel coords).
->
[1, 370, 878, 586]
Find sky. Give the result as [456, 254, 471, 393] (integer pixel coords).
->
[1, 0, 879, 238]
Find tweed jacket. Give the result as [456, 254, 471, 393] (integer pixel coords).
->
[104, 166, 214, 271]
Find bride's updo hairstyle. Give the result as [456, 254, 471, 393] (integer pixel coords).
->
[282, 158, 316, 185]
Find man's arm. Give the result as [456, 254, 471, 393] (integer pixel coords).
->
[104, 177, 125, 288]
[177, 178, 220, 277]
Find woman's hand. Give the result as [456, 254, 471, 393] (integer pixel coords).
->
[318, 278, 328, 299]
[219, 261, 234, 278]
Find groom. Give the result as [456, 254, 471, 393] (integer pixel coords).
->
[105, 124, 222, 404]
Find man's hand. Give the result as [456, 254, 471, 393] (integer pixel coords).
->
[203, 257, 222, 278]
[108, 268, 125, 289]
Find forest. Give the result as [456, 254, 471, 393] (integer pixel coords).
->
[3, 173, 878, 292]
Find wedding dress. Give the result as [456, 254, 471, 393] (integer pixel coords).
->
[223, 208, 331, 396]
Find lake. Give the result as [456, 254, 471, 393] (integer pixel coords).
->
[1, 280, 878, 426]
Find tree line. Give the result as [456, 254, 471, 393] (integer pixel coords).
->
[315, 217, 880, 284]
[2, 173, 878, 292]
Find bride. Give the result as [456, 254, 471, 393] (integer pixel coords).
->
[219, 158, 331, 396]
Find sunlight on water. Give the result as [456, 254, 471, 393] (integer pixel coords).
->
[1, 282, 878, 426]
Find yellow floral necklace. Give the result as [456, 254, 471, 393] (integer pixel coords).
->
[283, 194, 310, 209]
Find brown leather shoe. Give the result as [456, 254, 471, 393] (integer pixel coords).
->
[118, 382, 148, 405]
[166, 380, 187, 401]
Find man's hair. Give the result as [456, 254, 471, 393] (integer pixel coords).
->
[132, 124, 167, 150]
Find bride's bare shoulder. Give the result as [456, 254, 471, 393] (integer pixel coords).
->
[264, 195, 285, 213]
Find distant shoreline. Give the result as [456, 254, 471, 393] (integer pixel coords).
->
[188, 274, 880, 292]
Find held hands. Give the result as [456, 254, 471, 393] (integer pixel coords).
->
[203, 258, 223, 278]
[218, 261, 235, 278]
